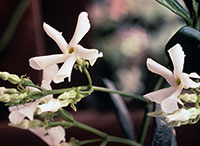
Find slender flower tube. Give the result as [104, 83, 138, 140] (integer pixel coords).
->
[29, 12, 103, 83]
[29, 126, 66, 146]
[144, 44, 200, 113]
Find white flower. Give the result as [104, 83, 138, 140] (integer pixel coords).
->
[9, 65, 58, 124]
[29, 12, 103, 83]
[29, 126, 66, 146]
[144, 44, 200, 113]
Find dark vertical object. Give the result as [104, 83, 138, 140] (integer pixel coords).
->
[103, 79, 136, 141]
[151, 104, 177, 146]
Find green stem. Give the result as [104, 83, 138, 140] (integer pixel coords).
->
[57, 109, 142, 146]
[0, 0, 31, 53]
[78, 139, 102, 145]
[82, 65, 92, 89]
[92, 86, 148, 103]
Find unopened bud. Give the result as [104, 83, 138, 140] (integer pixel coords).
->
[0, 94, 10, 102]
[0, 72, 9, 80]
[9, 119, 29, 129]
[179, 93, 198, 103]
[0, 87, 6, 95]
[28, 120, 43, 129]
[8, 74, 21, 84]
[4, 88, 18, 94]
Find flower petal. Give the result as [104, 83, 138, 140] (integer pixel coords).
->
[69, 12, 90, 46]
[29, 54, 68, 70]
[144, 86, 177, 104]
[76, 45, 103, 66]
[47, 126, 66, 145]
[161, 85, 183, 113]
[37, 98, 62, 114]
[29, 128, 52, 146]
[168, 44, 185, 75]
[53, 55, 76, 83]
[166, 108, 190, 122]
[43, 22, 68, 53]
[9, 99, 41, 124]
[146, 58, 176, 86]
[189, 72, 200, 78]
[180, 73, 200, 88]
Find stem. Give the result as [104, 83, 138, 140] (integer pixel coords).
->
[57, 109, 142, 146]
[92, 86, 148, 103]
[0, 0, 31, 53]
[78, 139, 102, 145]
[82, 65, 92, 89]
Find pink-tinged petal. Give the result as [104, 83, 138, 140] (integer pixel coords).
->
[29, 128, 52, 146]
[41, 64, 59, 90]
[76, 45, 103, 66]
[29, 126, 65, 146]
[43, 22, 68, 53]
[69, 12, 90, 46]
[53, 55, 76, 83]
[8, 99, 41, 124]
[29, 54, 67, 70]
[47, 126, 66, 145]
[168, 44, 185, 75]
[146, 58, 176, 86]
[161, 85, 183, 113]
[189, 72, 200, 78]
[161, 97, 179, 113]
[37, 98, 62, 114]
[0, 87, 6, 95]
[180, 73, 200, 88]
[144, 86, 177, 104]
[8, 111, 26, 124]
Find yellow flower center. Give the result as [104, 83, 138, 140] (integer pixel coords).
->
[176, 78, 181, 86]
[68, 47, 75, 54]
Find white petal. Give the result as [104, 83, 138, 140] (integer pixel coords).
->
[144, 86, 177, 104]
[41, 64, 59, 90]
[37, 98, 62, 114]
[9, 111, 26, 124]
[180, 73, 200, 88]
[47, 126, 66, 145]
[146, 58, 176, 86]
[189, 72, 200, 78]
[161, 85, 183, 113]
[29, 54, 68, 70]
[76, 45, 103, 66]
[168, 44, 185, 75]
[43, 22, 68, 53]
[167, 108, 190, 122]
[53, 55, 76, 83]
[29, 128, 52, 146]
[9, 100, 41, 124]
[69, 12, 90, 45]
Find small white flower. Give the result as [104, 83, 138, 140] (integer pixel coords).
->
[9, 65, 58, 124]
[144, 44, 200, 113]
[29, 126, 66, 146]
[29, 12, 103, 83]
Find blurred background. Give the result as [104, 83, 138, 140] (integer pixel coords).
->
[0, 0, 199, 146]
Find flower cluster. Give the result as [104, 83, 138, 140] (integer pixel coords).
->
[0, 11, 103, 146]
[144, 44, 200, 126]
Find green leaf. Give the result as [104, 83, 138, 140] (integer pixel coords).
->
[156, 0, 192, 25]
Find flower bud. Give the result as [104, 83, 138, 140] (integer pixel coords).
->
[0, 87, 6, 95]
[0, 72, 9, 80]
[8, 74, 21, 84]
[178, 93, 198, 103]
[0, 94, 10, 102]
[28, 120, 43, 129]
[4, 88, 18, 94]
[9, 119, 30, 129]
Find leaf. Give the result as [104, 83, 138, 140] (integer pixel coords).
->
[156, 0, 192, 25]
[151, 104, 177, 146]
[103, 79, 135, 140]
